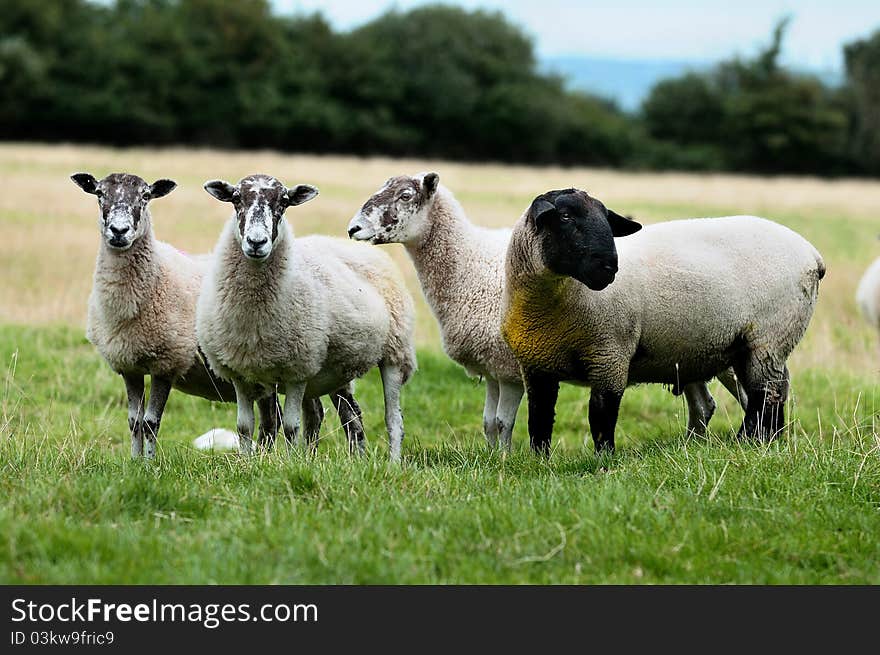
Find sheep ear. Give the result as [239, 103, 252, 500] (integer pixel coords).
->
[148, 179, 177, 200]
[422, 172, 439, 197]
[285, 184, 319, 207]
[71, 172, 99, 195]
[530, 199, 556, 231]
[204, 180, 236, 202]
[606, 209, 642, 237]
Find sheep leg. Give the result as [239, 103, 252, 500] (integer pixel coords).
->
[588, 388, 622, 454]
[123, 373, 145, 458]
[683, 382, 716, 437]
[717, 367, 748, 410]
[379, 363, 406, 463]
[524, 369, 559, 456]
[302, 397, 324, 453]
[331, 384, 366, 456]
[256, 391, 281, 449]
[482, 378, 500, 448]
[496, 380, 524, 453]
[142, 376, 172, 460]
[233, 381, 256, 455]
[737, 362, 789, 442]
[282, 382, 307, 449]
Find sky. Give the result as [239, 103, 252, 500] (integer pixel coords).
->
[271, 0, 880, 72]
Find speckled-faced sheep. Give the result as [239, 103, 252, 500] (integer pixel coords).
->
[502, 188, 825, 454]
[856, 256, 880, 337]
[71, 172, 280, 459]
[197, 174, 417, 461]
[347, 172, 524, 450]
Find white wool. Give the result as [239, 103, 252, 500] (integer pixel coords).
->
[856, 256, 880, 331]
[405, 188, 521, 383]
[349, 180, 524, 449]
[505, 213, 824, 395]
[193, 428, 241, 451]
[197, 216, 416, 415]
[87, 212, 233, 400]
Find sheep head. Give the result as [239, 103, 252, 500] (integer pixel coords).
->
[71, 172, 176, 252]
[348, 172, 439, 245]
[529, 189, 641, 291]
[204, 174, 318, 261]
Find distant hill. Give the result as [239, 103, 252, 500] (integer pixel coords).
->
[542, 56, 708, 112]
[543, 55, 844, 113]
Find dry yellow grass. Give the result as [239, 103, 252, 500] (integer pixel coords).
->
[1, 142, 878, 375]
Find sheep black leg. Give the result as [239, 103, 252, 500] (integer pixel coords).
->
[736, 363, 789, 442]
[123, 373, 145, 458]
[524, 369, 559, 456]
[256, 392, 281, 449]
[588, 388, 622, 454]
[332, 386, 366, 455]
[740, 391, 786, 442]
[302, 397, 325, 452]
[143, 375, 172, 460]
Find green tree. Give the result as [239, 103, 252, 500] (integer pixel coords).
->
[640, 17, 850, 174]
[844, 29, 880, 175]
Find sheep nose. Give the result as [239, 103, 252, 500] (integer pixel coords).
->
[603, 261, 618, 274]
[246, 235, 268, 249]
[348, 225, 362, 238]
[109, 224, 129, 237]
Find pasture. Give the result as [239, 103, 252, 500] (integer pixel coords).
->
[0, 143, 878, 583]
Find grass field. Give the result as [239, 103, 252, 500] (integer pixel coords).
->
[1, 143, 879, 583]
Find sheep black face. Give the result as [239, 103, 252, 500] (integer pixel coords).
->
[348, 172, 439, 244]
[71, 172, 177, 251]
[530, 189, 642, 291]
[204, 174, 318, 261]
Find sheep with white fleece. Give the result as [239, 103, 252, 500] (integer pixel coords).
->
[502, 188, 825, 454]
[856, 256, 880, 337]
[347, 172, 524, 450]
[71, 172, 279, 459]
[197, 174, 417, 461]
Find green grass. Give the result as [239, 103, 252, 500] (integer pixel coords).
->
[1, 324, 878, 584]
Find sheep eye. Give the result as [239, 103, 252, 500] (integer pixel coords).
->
[142, 191, 150, 200]
[232, 192, 241, 202]
[559, 213, 571, 221]
[399, 192, 414, 202]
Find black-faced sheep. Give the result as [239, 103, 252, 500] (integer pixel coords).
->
[502, 188, 825, 454]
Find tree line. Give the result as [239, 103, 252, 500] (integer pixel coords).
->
[1, 0, 878, 176]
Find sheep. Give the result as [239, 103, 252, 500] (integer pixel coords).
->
[856, 256, 880, 336]
[502, 188, 825, 454]
[70, 172, 280, 459]
[196, 174, 417, 461]
[347, 172, 524, 450]
[346, 172, 746, 450]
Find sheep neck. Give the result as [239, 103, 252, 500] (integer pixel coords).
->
[217, 220, 293, 307]
[501, 227, 589, 364]
[405, 190, 486, 326]
[93, 224, 160, 317]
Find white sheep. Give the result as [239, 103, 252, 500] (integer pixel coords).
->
[347, 172, 747, 450]
[347, 172, 524, 450]
[502, 188, 825, 453]
[856, 256, 880, 336]
[197, 174, 417, 461]
[70, 172, 280, 459]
